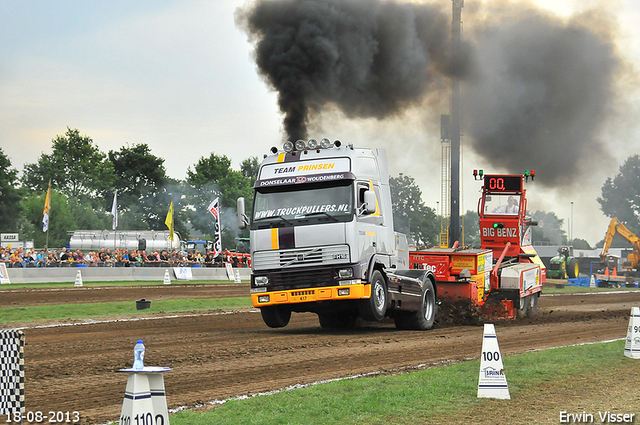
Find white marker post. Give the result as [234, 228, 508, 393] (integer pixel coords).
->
[225, 263, 234, 281]
[477, 324, 510, 399]
[118, 367, 171, 425]
[74, 270, 83, 287]
[624, 307, 640, 359]
[163, 269, 171, 285]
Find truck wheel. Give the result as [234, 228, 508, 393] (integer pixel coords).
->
[260, 306, 291, 328]
[318, 311, 358, 329]
[525, 294, 538, 318]
[394, 278, 437, 330]
[517, 295, 529, 319]
[567, 259, 579, 279]
[358, 270, 387, 321]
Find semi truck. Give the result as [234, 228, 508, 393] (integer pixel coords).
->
[237, 139, 437, 329]
[238, 139, 544, 328]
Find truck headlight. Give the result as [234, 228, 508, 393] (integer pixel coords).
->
[338, 268, 353, 278]
[283, 141, 294, 152]
[307, 138, 318, 149]
[295, 139, 306, 151]
[258, 295, 270, 303]
[320, 138, 332, 149]
[254, 276, 269, 286]
[338, 288, 350, 296]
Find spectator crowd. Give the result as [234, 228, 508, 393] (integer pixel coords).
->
[0, 246, 250, 268]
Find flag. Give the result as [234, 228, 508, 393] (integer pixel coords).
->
[207, 198, 222, 257]
[165, 201, 174, 241]
[111, 190, 118, 230]
[42, 180, 51, 232]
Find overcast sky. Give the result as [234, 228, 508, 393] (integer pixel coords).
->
[1, 0, 639, 246]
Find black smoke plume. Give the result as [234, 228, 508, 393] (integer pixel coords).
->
[464, 9, 619, 185]
[237, 0, 621, 185]
[236, 0, 464, 141]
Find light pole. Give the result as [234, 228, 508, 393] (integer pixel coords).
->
[570, 201, 574, 245]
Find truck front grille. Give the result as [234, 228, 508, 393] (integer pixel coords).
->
[271, 268, 334, 290]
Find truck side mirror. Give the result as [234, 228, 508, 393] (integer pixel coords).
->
[237, 197, 249, 229]
[363, 190, 377, 214]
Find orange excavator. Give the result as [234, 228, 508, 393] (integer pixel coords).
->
[600, 217, 640, 275]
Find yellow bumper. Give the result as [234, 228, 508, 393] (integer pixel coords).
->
[251, 284, 370, 307]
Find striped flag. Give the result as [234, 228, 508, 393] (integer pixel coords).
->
[42, 180, 51, 232]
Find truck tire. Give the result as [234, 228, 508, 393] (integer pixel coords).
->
[526, 294, 538, 318]
[394, 278, 437, 330]
[358, 270, 387, 321]
[318, 310, 358, 329]
[260, 306, 291, 328]
[517, 295, 529, 319]
[567, 258, 579, 279]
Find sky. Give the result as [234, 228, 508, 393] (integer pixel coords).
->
[1, 0, 639, 246]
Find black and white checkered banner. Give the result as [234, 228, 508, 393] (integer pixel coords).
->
[0, 330, 25, 416]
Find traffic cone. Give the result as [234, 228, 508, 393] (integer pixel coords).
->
[624, 307, 640, 359]
[74, 270, 83, 287]
[477, 324, 510, 399]
[605, 268, 610, 277]
[163, 269, 171, 285]
[612, 267, 618, 277]
[590, 274, 596, 288]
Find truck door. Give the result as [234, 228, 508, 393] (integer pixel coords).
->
[356, 181, 384, 260]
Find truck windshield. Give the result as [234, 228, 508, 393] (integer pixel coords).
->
[252, 182, 353, 227]
[483, 194, 521, 215]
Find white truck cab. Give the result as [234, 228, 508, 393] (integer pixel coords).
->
[238, 139, 436, 329]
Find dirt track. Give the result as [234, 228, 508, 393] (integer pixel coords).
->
[4, 284, 640, 424]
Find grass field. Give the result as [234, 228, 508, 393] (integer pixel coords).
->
[169, 340, 640, 425]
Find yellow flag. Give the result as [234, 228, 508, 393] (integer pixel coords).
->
[165, 201, 174, 240]
[42, 180, 51, 232]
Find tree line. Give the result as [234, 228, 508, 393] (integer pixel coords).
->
[1, 128, 638, 250]
[1, 128, 257, 249]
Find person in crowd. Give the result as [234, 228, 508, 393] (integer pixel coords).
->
[27, 248, 37, 265]
[147, 251, 160, 265]
[85, 251, 97, 267]
[0, 247, 5, 262]
[170, 250, 180, 265]
[36, 249, 47, 267]
[97, 248, 106, 263]
[204, 251, 214, 267]
[47, 251, 57, 266]
[140, 250, 150, 265]
[74, 250, 84, 263]
[59, 248, 71, 266]
[133, 250, 144, 266]
[121, 249, 130, 267]
[10, 248, 26, 268]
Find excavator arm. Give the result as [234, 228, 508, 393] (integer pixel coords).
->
[601, 217, 640, 270]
